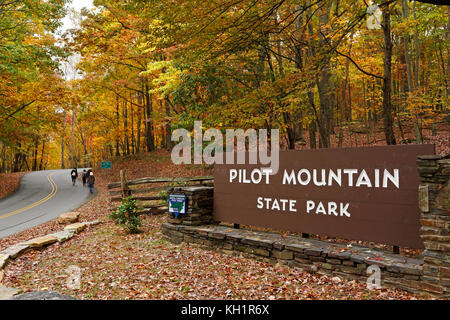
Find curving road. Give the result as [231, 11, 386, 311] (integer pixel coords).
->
[0, 169, 96, 239]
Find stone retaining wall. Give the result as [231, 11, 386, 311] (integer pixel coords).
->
[162, 155, 450, 298]
[162, 223, 433, 296]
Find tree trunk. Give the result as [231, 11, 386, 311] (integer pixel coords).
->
[39, 140, 46, 171]
[144, 81, 155, 152]
[32, 138, 38, 171]
[71, 109, 75, 167]
[61, 110, 66, 169]
[316, 3, 334, 148]
[382, 4, 396, 145]
[165, 98, 172, 150]
[402, 0, 422, 144]
[130, 94, 135, 154]
[123, 99, 130, 155]
[115, 96, 121, 157]
[137, 103, 142, 154]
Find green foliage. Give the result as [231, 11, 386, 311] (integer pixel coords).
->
[109, 196, 142, 234]
[157, 189, 169, 205]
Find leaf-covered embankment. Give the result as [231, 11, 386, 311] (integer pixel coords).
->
[0, 172, 26, 200]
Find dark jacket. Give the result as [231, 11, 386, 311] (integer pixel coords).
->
[87, 175, 95, 185]
[71, 169, 78, 178]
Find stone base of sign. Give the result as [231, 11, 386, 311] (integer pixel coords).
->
[417, 154, 450, 297]
[162, 222, 446, 298]
[166, 186, 214, 226]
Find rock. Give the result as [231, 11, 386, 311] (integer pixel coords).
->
[272, 250, 294, 260]
[64, 222, 87, 233]
[0, 285, 19, 300]
[0, 270, 4, 283]
[85, 220, 101, 226]
[0, 254, 9, 269]
[0, 243, 29, 259]
[11, 291, 76, 300]
[48, 230, 75, 243]
[23, 235, 58, 249]
[57, 212, 80, 224]
[331, 276, 342, 284]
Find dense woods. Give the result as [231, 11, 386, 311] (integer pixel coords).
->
[0, 0, 448, 172]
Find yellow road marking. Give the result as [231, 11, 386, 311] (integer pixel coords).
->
[0, 172, 58, 220]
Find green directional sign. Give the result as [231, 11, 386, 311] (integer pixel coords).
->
[101, 161, 112, 169]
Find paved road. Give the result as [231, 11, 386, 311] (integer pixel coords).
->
[0, 169, 96, 239]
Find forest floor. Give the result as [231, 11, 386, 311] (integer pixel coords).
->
[0, 172, 26, 200]
[294, 122, 449, 155]
[0, 122, 447, 300]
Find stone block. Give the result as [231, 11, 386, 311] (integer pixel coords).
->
[64, 223, 87, 234]
[294, 257, 310, 264]
[304, 248, 322, 257]
[401, 267, 422, 276]
[320, 263, 334, 270]
[48, 231, 75, 243]
[326, 258, 342, 265]
[208, 232, 225, 240]
[272, 250, 294, 260]
[343, 260, 355, 267]
[0, 285, 19, 300]
[421, 219, 445, 228]
[419, 184, 429, 212]
[420, 235, 449, 242]
[24, 235, 57, 248]
[310, 256, 326, 262]
[421, 276, 440, 284]
[440, 266, 450, 278]
[0, 243, 29, 259]
[57, 212, 80, 224]
[423, 241, 450, 252]
[285, 243, 310, 253]
[248, 247, 270, 257]
[272, 242, 284, 250]
[242, 237, 274, 248]
[327, 251, 351, 260]
[422, 265, 439, 276]
[440, 278, 450, 288]
[0, 255, 8, 269]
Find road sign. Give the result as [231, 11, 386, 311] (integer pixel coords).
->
[214, 144, 435, 249]
[101, 161, 112, 169]
[168, 194, 187, 218]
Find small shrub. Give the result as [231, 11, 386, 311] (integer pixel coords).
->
[157, 189, 169, 205]
[109, 196, 142, 234]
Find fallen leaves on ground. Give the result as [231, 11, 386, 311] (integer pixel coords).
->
[0, 172, 26, 200]
[2, 214, 422, 300]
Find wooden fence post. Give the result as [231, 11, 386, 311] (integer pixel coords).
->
[120, 170, 130, 198]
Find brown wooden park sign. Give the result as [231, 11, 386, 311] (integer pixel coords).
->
[214, 145, 435, 249]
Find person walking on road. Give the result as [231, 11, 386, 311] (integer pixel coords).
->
[82, 169, 87, 187]
[87, 171, 95, 194]
[71, 168, 78, 186]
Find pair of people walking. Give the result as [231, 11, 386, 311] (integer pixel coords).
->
[71, 168, 95, 194]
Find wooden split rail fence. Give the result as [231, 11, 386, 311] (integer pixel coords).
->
[108, 170, 214, 215]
